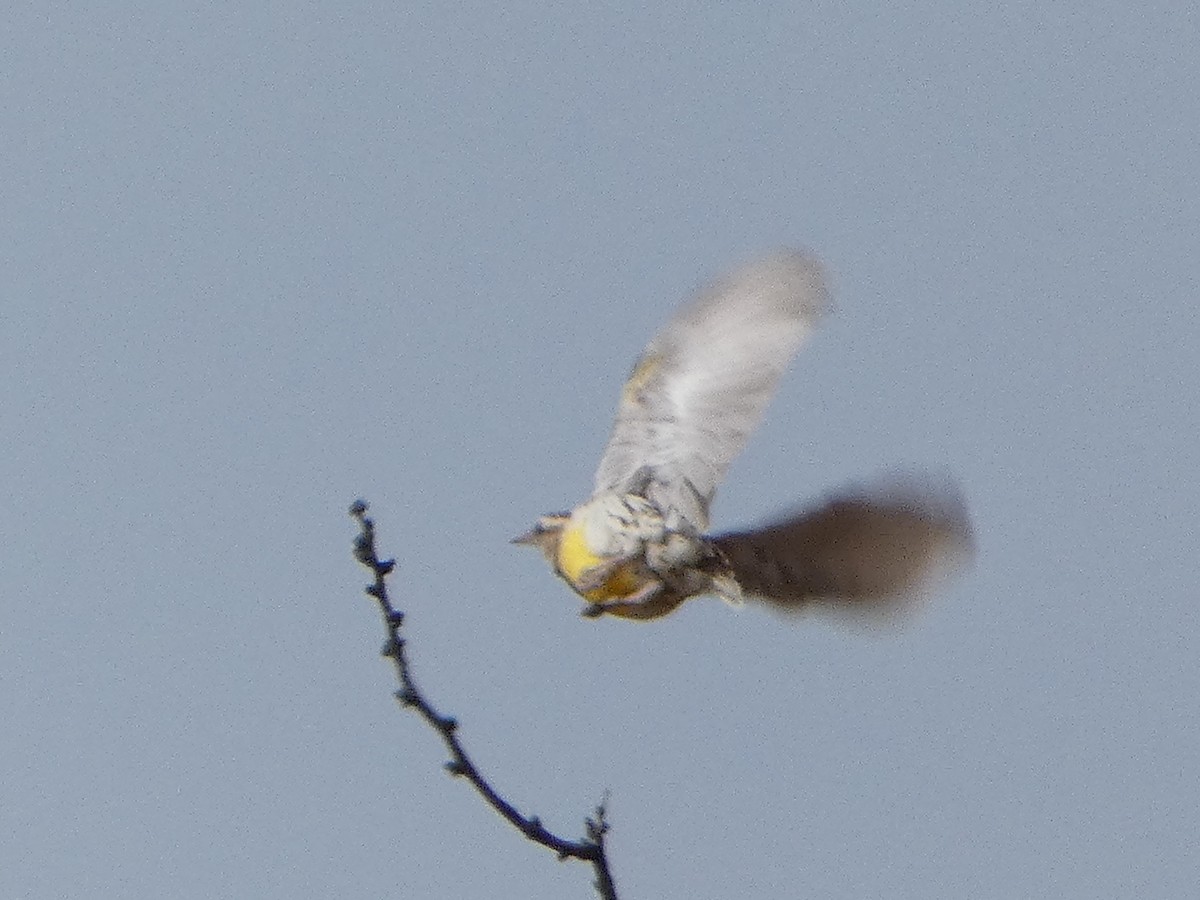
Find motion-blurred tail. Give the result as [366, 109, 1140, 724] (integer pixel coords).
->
[714, 477, 973, 622]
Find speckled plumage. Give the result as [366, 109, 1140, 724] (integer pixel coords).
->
[515, 250, 971, 621]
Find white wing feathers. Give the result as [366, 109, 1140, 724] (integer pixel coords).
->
[592, 250, 829, 531]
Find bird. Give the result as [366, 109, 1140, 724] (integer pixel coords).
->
[514, 250, 972, 622]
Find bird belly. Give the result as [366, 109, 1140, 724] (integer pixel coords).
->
[557, 520, 648, 601]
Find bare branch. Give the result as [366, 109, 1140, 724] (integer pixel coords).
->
[349, 500, 619, 900]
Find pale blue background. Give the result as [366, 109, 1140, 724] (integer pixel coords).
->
[3, 3, 1197, 898]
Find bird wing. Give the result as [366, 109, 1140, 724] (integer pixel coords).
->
[592, 250, 829, 531]
[713, 477, 973, 622]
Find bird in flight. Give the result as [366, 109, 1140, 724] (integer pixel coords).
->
[515, 250, 972, 621]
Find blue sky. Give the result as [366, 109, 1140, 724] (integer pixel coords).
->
[3, 3, 1197, 898]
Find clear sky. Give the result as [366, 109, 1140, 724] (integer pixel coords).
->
[4, 3, 1197, 898]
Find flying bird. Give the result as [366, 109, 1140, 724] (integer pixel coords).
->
[515, 250, 971, 621]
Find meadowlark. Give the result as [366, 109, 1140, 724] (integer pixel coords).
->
[515, 250, 971, 621]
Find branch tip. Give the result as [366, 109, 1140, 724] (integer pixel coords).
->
[350, 502, 620, 899]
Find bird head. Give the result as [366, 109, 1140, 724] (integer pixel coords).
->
[511, 514, 568, 566]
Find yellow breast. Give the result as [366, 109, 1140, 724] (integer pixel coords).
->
[557, 520, 646, 602]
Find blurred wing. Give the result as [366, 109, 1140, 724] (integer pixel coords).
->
[714, 477, 973, 621]
[593, 250, 829, 530]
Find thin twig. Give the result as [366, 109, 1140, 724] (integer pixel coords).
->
[350, 500, 619, 900]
